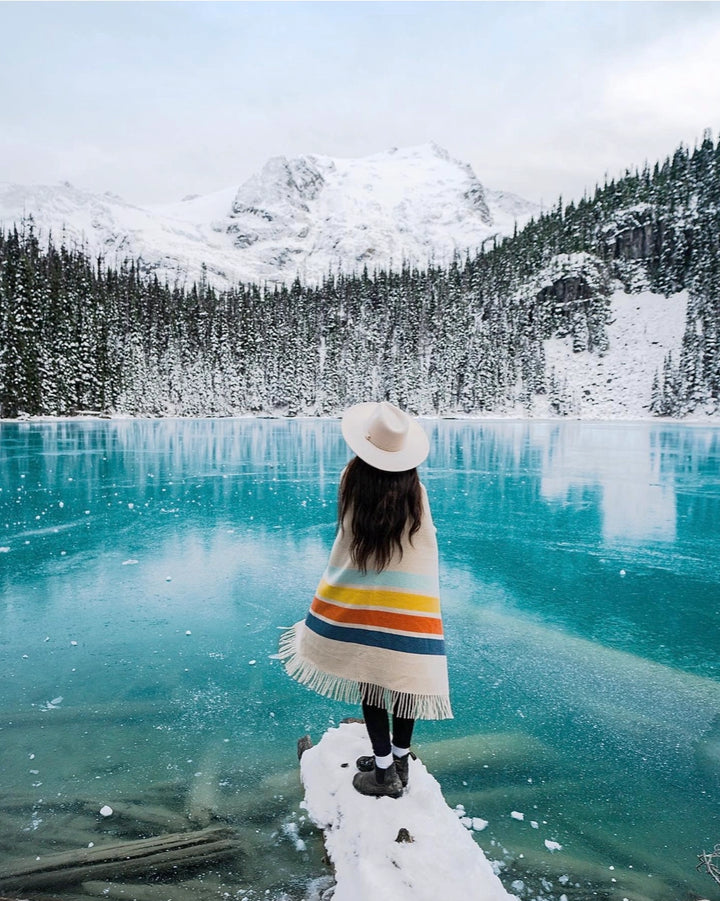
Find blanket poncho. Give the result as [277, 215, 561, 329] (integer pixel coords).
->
[279, 484, 452, 720]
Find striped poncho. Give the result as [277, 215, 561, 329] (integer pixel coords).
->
[279, 484, 452, 721]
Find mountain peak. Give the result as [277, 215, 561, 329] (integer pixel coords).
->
[0, 146, 539, 288]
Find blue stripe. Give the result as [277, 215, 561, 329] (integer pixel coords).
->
[305, 612, 446, 656]
[325, 564, 438, 595]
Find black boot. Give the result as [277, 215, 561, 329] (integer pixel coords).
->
[352, 761, 403, 798]
[356, 752, 412, 787]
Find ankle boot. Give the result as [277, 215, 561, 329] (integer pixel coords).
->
[352, 761, 403, 798]
[356, 752, 412, 787]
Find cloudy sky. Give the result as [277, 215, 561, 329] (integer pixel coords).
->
[2, 1, 720, 207]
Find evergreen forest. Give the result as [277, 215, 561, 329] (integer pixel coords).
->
[1, 133, 719, 419]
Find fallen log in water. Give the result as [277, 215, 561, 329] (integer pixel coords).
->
[213, 769, 301, 826]
[81, 874, 252, 901]
[82, 880, 200, 900]
[415, 730, 557, 778]
[0, 897, 62, 901]
[0, 826, 240, 892]
[1, 893, 85, 901]
[75, 800, 190, 835]
[0, 895, 61, 901]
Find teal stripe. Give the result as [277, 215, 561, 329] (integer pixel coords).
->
[325, 564, 438, 595]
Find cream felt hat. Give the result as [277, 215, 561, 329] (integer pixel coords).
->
[341, 401, 430, 472]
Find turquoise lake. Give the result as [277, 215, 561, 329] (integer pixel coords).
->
[1, 418, 719, 901]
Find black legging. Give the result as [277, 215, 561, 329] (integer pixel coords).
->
[362, 701, 415, 758]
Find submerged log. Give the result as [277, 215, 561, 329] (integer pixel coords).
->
[82, 874, 249, 901]
[184, 745, 226, 828]
[82, 881, 200, 900]
[0, 826, 240, 892]
[0, 896, 66, 901]
[202, 769, 301, 827]
[415, 730, 557, 777]
[76, 800, 190, 834]
[0, 895, 62, 901]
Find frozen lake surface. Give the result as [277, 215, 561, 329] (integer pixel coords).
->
[0, 418, 719, 900]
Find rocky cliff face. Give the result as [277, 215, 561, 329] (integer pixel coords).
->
[0, 144, 538, 289]
[600, 205, 662, 263]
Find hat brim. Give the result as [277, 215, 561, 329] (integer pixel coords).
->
[341, 402, 430, 472]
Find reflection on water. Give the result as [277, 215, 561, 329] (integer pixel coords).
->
[0, 418, 719, 900]
[537, 422, 678, 543]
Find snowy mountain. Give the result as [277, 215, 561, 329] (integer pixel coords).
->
[0, 144, 538, 289]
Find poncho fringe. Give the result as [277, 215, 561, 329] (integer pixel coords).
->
[279, 621, 453, 721]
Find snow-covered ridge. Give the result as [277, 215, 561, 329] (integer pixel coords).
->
[0, 144, 538, 289]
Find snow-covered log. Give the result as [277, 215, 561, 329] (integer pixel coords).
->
[299, 722, 516, 901]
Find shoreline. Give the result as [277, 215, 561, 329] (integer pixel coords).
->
[2, 411, 720, 426]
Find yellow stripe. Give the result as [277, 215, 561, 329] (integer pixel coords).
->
[317, 579, 441, 614]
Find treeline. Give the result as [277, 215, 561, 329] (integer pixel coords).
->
[0, 229, 608, 418]
[1, 133, 719, 419]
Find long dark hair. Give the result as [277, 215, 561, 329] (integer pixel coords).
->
[338, 456, 423, 573]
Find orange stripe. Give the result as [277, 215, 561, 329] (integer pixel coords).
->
[310, 596, 444, 636]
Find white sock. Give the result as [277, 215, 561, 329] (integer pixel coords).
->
[375, 752, 393, 769]
[392, 744, 410, 758]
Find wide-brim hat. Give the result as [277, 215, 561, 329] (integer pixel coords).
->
[341, 401, 430, 472]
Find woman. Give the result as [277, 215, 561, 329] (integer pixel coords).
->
[280, 401, 452, 798]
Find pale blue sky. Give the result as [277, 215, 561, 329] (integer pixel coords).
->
[2, 1, 720, 206]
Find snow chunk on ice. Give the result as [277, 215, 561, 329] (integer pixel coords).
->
[282, 821, 307, 852]
[300, 722, 516, 900]
[99, 805, 113, 817]
[544, 839, 563, 852]
[510, 810, 525, 821]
